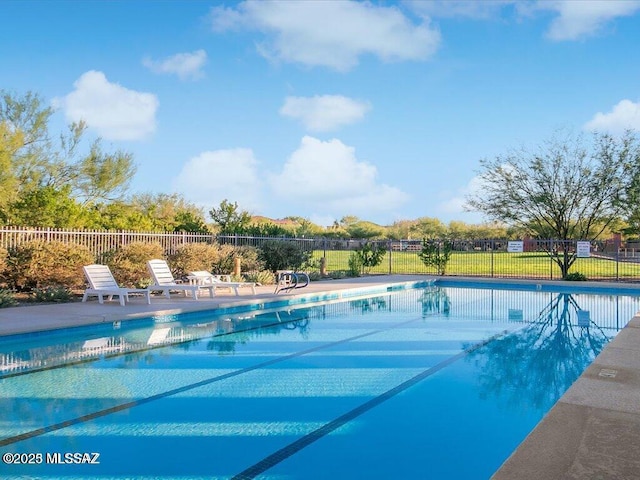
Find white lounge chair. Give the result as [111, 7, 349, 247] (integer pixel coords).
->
[147, 259, 213, 300]
[187, 271, 257, 295]
[82, 264, 151, 306]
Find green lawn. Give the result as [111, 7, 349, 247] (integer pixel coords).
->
[313, 250, 640, 281]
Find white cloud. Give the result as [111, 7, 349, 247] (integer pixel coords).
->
[142, 50, 207, 80]
[173, 148, 263, 212]
[279, 95, 371, 132]
[584, 99, 640, 133]
[210, 0, 440, 71]
[407, 0, 516, 20]
[540, 0, 640, 41]
[269, 136, 408, 218]
[436, 175, 486, 222]
[53, 70, 158, 141]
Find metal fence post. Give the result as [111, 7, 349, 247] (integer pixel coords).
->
[491, 239, 494, 277]
[388, 240, 392, 275]
[549, 240, 553, 280]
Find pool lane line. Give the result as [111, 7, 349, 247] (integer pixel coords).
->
[0, 315, 425, 448]
[232, 330, 509, 480]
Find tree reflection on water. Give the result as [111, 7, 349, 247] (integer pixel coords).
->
[418, 286, 451, 317]
[466, 293, 610, 411]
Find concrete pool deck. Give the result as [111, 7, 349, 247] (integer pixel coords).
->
[1, 275, 639, 479]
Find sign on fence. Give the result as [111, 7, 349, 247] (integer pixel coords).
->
[577, 241, 591, 258]
[507, 241, 524, 253]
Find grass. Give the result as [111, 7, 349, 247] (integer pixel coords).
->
[312, 250, 640, 281]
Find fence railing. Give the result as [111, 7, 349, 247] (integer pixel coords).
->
[1, 227, 638, 282]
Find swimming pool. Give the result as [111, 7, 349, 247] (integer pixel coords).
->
[1, 281, 638, 479]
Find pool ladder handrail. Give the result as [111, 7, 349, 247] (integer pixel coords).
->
[274, 270, 310, 294]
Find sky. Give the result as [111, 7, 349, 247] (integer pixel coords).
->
[1, 0, 640, 227]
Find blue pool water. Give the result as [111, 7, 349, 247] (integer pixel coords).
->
[1, 282, 639, 479]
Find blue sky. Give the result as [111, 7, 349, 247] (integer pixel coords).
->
[2, 1, 640, 226]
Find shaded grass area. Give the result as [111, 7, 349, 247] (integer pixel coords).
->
[313, 251, 640, 281]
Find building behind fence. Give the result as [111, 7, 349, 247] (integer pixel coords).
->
[1, 226, 638, 282]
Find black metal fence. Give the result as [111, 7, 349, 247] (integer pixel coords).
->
[1, 227, 638, 282]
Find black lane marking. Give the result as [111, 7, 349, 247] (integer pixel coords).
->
[232, 331, 508, 480]
[0, 316, 425, 447]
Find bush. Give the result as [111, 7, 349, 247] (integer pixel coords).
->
[418, 239, 453, 275]
[244, 270, 276, 285]
[348, 253, 363, 277]
[352, 243, 386, 274]
[210, 244, 239, 275]
[106, 242, 164, 288]
[564, 272, 588, 281]
[257, 240, 313, 273]
[169, 243, 220, 279]
[31, 286, 74, 303]
[0, 288, 17, 308]
[0, 246, 7, 285]
[5, 240, 94, 290]
[234, 246, 264, 274]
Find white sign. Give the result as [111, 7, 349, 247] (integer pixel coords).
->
[507, 241, 524, 253]
[577, 241, 591, 258]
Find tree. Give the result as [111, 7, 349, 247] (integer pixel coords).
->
[209, 199, 251, 234]
[418, 239, 453, 275]
[131, 193, 208, 232]
[7, 185, 92, 228]
[352, 242, 387, 274]
[466, 131, 638, 278]
[0, 90, 136, 224]
[0, 122, 25, 221]
[345, 220, 386, 239]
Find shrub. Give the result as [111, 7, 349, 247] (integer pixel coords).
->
[31, 286, 74, 303]
[0, 246, 7, 284]
[169, 243, 221, 279]
[353, 243, 386, 275]
[210, 244, 238, 275]
[244, 270, 276, 285]
[257, 240, 313, 273]
[348, 253, 363, 277]
[418, 239, 453, 275]
[0, 288, 17, 308]
[5, 240, 94, 290]
[234, 246, 264, 274]
[106, 242, 164, 288]
[564, 272, 588, 281]
[329, 270, 349, 279]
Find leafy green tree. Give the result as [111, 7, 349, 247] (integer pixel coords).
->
[418, 239, 453, 275]
[0, 90, 136, 225]
[7, 185, 93, 228]
[243, 222, 291, 237]
[209, 199, 251, 234]
[353, 243, 387, 274]
[0, 121, 25, 220]
[346, 221, 386, 239]
[411, 217, 447, 239]
[467, 131, 638, 278]
[89, 202, 157, 231]
[130, 193, 208, 232]
[387, 220, 416, 240]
